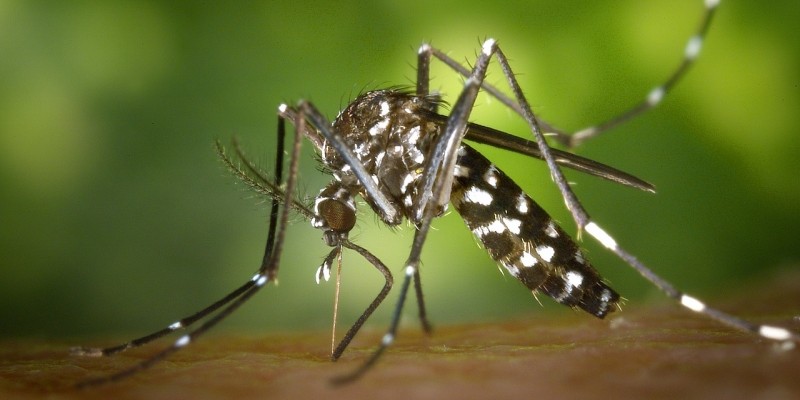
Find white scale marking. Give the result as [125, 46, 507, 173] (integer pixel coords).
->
[516, 193, 529, 214]
[483, 166, 499, 188]
[536, 245, 555, 262]
[544, 221, 558, 238]
[369, 118, 390, 136]
[503, 217, 522, 235]
[680, 294, 706, 312]
[482, 38, 496, 56]
[597, 289, 612, 314]
[574, 249, 585, 264]
[400, 172, 416, 194]
[486, 219, 506, 234]
[411, 148, 425, 164]
[573, 126, 598, 139]
[169, 321, 183, 330]
[565, 271, 584, 290]
[382, 333, 394, 346]
[464, 186, 493, 206]
[646, 86, 665, 106]
[454, 164, 471, 177]
[685, 35, 703, 60]
[520, 251, 538, 267]
[759, 325, 792, 341]
[555, 271, 584, 301]
[407, 126, 420, 144]
[314, 194, 328, 210]
[354, 143, 368, 157]
[175, 335, 191, 348]
[472, 219, 506, 237]
[585, 222, 618, 250]
[315, 263, 331, 284]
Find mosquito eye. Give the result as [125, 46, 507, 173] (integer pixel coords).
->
[317, 198, 356, 233]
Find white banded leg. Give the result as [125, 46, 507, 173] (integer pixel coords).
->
[74, 96, 307, 388]
[334, 38, 501, 384]
[564, 0, 721, 147]
[585, 221, 798, 346]
[417, 1, 721, 149]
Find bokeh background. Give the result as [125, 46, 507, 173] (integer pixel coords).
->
[1, 0, 798, 340]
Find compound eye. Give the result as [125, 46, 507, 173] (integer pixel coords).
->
[317, 198, 356, 233]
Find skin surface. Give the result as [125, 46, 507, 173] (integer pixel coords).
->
[2, 270, 799, 400]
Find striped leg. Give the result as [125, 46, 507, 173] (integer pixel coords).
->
[73, 107, 304, 387]
[417, 0, 721, 148]
[585, 221, 797, 346]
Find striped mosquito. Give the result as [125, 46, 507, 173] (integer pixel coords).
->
[73, 0, 798, 387]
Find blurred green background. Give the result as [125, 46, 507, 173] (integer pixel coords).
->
[1, 0, 798, 340]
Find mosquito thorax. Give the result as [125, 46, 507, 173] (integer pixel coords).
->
[321, 90, 445, 226]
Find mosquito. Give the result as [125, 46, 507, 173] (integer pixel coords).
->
[73, 0, 798, 387]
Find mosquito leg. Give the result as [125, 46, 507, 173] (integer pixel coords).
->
[489, 39, 797, 347]
[333, 39, 500, 384]
[72, 115, 293, 361]
[330, 264, 411, 385]
[260, 105, 304, 280]
[76, 105, 305, 387]
[422, 0, 720, 148]
[412, 44, 436, 335]
[70, 282, 254, 358]
[492, 43, 594, 234]
[260, 115, 287, 274]
[416, 43, 431, 97]
[76, 277, 268, 388]
[419, 43, 523, 117]
[583, 222, 798, 346]
[559, 0, 720, 147]
[413, 269, 433, 334]
[330, 240, 394, 361]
